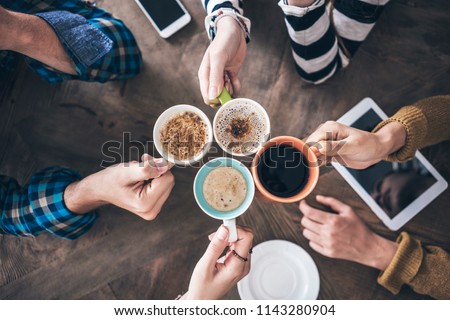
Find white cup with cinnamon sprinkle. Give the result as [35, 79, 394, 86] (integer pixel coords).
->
[153, 105, 213, 166]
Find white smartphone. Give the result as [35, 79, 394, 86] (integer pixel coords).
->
[134, 0, 191, 38]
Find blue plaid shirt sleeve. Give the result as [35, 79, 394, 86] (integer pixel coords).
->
[0, 0, 142, 83]
[0, 167, 97, 240]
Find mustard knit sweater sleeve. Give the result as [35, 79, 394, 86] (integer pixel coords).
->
[373, 95, 450, 299]
[377, 233, 450, 299]
[373, 95, 450, 161]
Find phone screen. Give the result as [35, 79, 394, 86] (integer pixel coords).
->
[137, 0, 186, 30]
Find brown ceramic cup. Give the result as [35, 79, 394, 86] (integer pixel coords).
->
[250, 136, 319, 203]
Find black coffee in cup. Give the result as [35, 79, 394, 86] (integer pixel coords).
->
[256, 144, 309, 198]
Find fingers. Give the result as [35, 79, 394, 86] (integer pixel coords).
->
[299, 200, 332, 223]
[148, 171, 175, 197]
[315, 195, 351, 214]
[308, 241, 327, 256]
[145, 157, 170, 178]
[306, 121, 342, 145]
[316, 140, 346, 157]
[144, 180, 173, 218]
[134, 171, 175, 220]
[225, 226, 253, 272]
[208, 50, 226, 102]
[141, 153, 153, 162]
[227, 71, 241, 95]
[198, 49, 212, 105]
[302, 229, 322, 245]
[126, 162, 159, 181]
[201, 225, 230, 270]
[306, 121, 350, 157]
[301, 216, 322, 234]
[129, 154, 170, 181]
[198, 46, 226, 107]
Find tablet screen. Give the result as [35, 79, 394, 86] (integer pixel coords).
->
[346, 109, 437, 218]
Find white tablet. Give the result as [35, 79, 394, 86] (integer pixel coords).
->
[332, 98, 448, 230]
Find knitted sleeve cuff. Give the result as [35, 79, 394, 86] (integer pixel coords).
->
[377, 232, 423, 295]
[372, 106, 427, 162]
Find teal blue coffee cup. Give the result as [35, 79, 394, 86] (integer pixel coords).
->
[193, 157, 255, 242]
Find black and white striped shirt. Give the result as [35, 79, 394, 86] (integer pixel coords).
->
[202, 0, 390, 84]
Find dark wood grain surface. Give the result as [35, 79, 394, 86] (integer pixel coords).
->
[0, 0, 449, 300]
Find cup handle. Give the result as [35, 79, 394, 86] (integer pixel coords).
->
[218, 87, 233, 106]
[223, 218, 238, 242]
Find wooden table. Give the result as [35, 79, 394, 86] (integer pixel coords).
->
[0, 0, 449, 299]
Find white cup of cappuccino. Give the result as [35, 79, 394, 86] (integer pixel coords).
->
[213, 88, 271, 157]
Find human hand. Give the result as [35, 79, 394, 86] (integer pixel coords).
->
[299, 195, 398, 270]
[64, 153, 175, 220]
[198, 16, 247, 107]
[305, 121, 406, 169]
[183, 225, 253, 300]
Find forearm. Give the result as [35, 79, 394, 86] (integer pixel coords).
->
[1, 7, 76, 74]
[64, 173, 108, 214]
[373, 121, 407, 158]
[364, 234, 398, 271]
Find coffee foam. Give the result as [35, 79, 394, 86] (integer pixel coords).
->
[203, 167, 247, 212]
[215, 101, 268, 155]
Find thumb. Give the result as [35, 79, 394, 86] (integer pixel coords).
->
[208, 56, 226, 100]
[201, 225, 229, 270]
[316, 140, 346, 157]
[130, 158, 169, 181]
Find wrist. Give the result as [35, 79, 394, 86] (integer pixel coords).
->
[216, 16, 245, 39]
[287, 0, 317, 6]
[374, 121, 407, 158]
[64, 173, 108, 214]
[365, 234, 399, 271]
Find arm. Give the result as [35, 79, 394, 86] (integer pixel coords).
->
[0, 167, 97, 240]
[373, 95, 450, 161]
[0, 154, 174, 240]
[64, 154, 174, 221]
[1, 3, 141, 83]
[198, 0, 250, 106]
[305, 120, 406, 169]
[299, 196, 450, 299]
[305, 94, 450, 168]
[0, 6, 76, 74]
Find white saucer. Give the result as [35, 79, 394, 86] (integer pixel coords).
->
[237, 240, 320, 300]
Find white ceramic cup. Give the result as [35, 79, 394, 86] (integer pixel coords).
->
[213, 93, 271, 157]
[153, 105, 213, 166]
